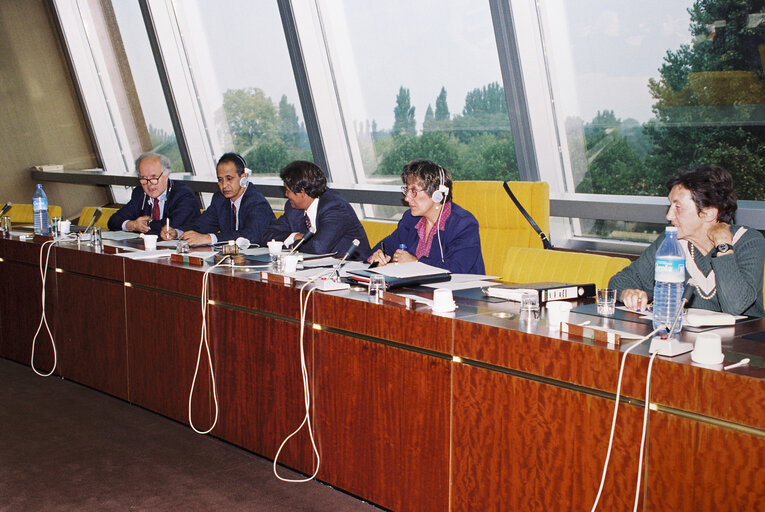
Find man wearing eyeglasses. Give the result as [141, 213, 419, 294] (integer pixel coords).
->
[107, 152, 199, 235]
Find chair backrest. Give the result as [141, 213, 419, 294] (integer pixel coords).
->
[500, 247, 631, 290]
[78, 207, 119, 228]
[4, 204, 62, 224]
[361, 220, 396, 248]
[451, 181, 550, 276]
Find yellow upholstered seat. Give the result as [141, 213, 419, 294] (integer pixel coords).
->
[4, 204, 62, 224]
[452, 181, 550, 276]
[78, 207, 119, 228]
[361, 220, 396, 248]
[500, 247, 631, 289]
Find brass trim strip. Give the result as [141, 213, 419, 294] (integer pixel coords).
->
[651, 403, 765, 438]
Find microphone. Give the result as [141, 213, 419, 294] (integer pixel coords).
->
[332, 239, 360, 277]
[0, 202, 12, 216]
[666, 279, 695, 336]
[288, 231, 314, 256]
[83, 207, 103, 235]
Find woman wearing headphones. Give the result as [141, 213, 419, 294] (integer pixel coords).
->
[368, 159, 485, 274]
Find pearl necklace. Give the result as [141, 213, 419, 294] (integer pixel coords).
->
[689, 244, 717, 300]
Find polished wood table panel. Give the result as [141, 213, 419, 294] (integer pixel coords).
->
[211, 270, 302, 319]
[313, 329, 451, 512]
[209, 305, 314, 474]
[125, 286, 210, 426]
[124, 258, 204, 297]
[55, 271, 128, 400]
[0, 257, 57, 372]
[314, 292, 453, 353]
[451, 362, 645, 512]
[54, 244, 124, 281]
[646, 412, 765, 512]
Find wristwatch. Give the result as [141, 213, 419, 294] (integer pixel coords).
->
[714, 242, 732, 256]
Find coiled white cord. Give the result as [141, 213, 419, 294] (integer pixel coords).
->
[273, 266, 336, 483]
[188, 256, 231, 434]
[590, 326, 662, 512]
[632, 350, 659, 512]
[31, 239, 58, 376]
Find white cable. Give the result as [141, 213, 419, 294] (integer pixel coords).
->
[633, 350, 659, 512]
[273, 266, 336, 483]
[188, 256, 231, 434]
[436, 203, 445, 263]
[590, 326, 662, 512]
[31, 240, 58, 377]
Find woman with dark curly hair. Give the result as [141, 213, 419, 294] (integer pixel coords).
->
[610, 164, 765, 316]
[368, 159, 485, 274]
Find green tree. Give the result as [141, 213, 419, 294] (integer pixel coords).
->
[223, 87, 277, 152]
[457, 133, 518, 180]
[452, 82, 510, 143]
[646, 0, 765, 200]
[375, 132, 459, 176]
[435, 87, 450, 121]
[392, 86, 416, 137]
[423, 105, 435, 132]
[278, 94, 301, 148]
[245, 139, 290, 175]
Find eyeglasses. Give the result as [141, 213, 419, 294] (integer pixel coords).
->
[401, 186, 425, 198]
[138, 176, 162, 185]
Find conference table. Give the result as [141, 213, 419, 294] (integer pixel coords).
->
[0, 235, 762, 511]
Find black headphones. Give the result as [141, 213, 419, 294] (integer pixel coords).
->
[431, 166, 449, 203]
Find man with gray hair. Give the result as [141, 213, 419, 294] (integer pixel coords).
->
[108, 152, 199, 235]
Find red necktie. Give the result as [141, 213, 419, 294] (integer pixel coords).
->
[152, 199, 160, 221]
[231, 203, 237, 230]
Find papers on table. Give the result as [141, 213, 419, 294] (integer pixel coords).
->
[685, 308, 742, 327]
[368, 261, 449, 279]
[482, 287, 538, 302]
[101, 231, 140, 241]
[422, 274, 500, 291]
[117, 249, 176, 260]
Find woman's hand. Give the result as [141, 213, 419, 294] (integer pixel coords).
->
[369, 249, 391, 266]
[392, 249, 416, 264]
[620, 288, 649, 311]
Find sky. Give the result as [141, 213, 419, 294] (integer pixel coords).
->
[112, 0, 695, 132]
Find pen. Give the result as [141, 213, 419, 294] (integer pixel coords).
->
[166, 218, 170, 231]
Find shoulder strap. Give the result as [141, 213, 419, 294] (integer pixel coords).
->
[503, 181, 553, 250]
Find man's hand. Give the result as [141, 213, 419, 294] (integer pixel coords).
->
[127, 216, 151, 233]
[392, 249, 416, 264]
[179, 230, 213, 246]
[160, 225, 178, 241]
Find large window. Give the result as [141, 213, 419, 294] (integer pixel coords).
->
[169, 0, 312, 176]
[315, 0, 517, 185]
[536, 0, 765, 241]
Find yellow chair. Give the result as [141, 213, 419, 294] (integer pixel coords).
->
[452, 181, 550, 276]
[77, 207, 119, 229]
[500, 247, 631, 290]
[4, 204, 62, 224]
[361, 220, 396, 248]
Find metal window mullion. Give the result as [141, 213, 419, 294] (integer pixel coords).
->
[489, 0, 539, 182]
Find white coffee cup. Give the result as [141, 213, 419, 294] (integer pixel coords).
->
[432, 288, 456, 313]
[282, 254, 299, 273]
[691, 332, 724, 365]
[546, 301, 573, 330]
[142, 234, 158, 251]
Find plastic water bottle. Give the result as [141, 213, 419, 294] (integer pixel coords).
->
[33, 184, 49, 235]
[653, 226, 685, 336]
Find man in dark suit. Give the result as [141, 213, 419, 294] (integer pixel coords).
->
[262, 160, 371, 259]
[107, 152, 199, 235]
[160, 153, 275, 245]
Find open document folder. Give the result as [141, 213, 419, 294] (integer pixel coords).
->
[348, 261, 451, 289]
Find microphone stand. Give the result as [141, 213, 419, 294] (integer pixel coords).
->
[648, 285, 695, 356]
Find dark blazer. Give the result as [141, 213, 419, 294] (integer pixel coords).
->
[370, 202, 485, 274]
[262, 188, 371, 259]
[186, 184, 275, 244]
[107, 180, 199, 235]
